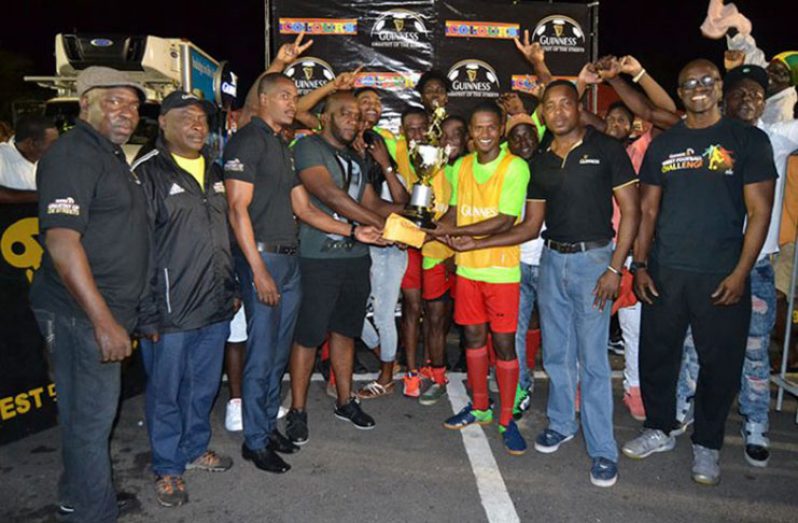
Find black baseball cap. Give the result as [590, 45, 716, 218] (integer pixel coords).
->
[724, 65, 768, 94]
[160, 91, 216, 116]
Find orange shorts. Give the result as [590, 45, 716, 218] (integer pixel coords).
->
[401, 248, 422, 290]
[422, 262, 456, 301]
[454, 277, 520, 333]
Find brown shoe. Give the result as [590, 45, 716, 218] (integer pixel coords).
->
[155, 475, 188, 507]
[357, 380, 395, 399]
[185, 450, 233, 472]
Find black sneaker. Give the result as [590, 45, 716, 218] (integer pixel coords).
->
[269, 428, 300, 454]
[58, 491, 139, 517]
[334, 398, 376, 430]
[286, 409, 309, 445]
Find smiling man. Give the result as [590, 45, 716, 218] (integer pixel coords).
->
[30, 66, 148, 522]
[429, 102, 529, 456]
[624, 59, 776, 486]
[134, 91, 236, 507]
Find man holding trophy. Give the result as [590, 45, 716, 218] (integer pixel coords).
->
[392, 102, 530, 455]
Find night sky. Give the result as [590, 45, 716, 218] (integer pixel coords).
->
[1, 0, 794, 112]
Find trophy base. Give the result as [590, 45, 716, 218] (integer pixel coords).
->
[400, 207, 436, 229]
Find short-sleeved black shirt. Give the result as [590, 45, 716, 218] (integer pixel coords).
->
[528, 126, 637, 243]
[222, 117, 299, 246]
[639, 117, 777, 274]
[30, 120, 150, 332]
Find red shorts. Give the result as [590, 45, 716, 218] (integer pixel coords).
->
[401, 248, 422, 290]
[454, 277, 520, 333]
[422, 262, 456, 301]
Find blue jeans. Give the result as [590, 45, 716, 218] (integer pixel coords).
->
[33, 309, 120, 523]
[538, 244, 617, 462]
[361, 246, 407, 361]
[140, 321, 229, 476]
[677, 259, 775, 431]
[515, 263, 539, 390]
[237, 252, 302, 451]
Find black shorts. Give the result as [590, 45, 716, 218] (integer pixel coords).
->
[294, 256, 371, 347]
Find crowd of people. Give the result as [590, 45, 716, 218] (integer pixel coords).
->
[2, 4, 797, 521]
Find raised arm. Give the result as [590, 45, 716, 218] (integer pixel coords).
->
[619, 55, 677, 113]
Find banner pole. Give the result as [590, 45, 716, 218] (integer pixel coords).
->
[264, 0, 272, 68]
[588, 1, 600, 113]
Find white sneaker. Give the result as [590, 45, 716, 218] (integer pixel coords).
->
[225, 398, 243, 432]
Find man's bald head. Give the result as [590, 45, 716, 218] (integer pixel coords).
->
[323, 90, 357, 115]
[678, 59, 720, 85]
[258, 73, 293, 95]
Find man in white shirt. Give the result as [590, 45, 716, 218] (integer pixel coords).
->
[0, 116, 59, 202]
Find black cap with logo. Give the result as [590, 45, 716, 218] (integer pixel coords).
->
[160, 91, 216, 116]
[723, 65, 769, 94]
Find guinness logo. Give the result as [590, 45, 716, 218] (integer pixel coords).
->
[284, 57, 336, 95]
[532, 15, 586, 54]
[447, 60, 500, 99]
[371, 9, 429, 50]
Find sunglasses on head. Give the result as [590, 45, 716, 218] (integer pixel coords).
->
[680, 75, 720, 91]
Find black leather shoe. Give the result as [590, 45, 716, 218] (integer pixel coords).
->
[268, 429, 300, 454]
[242, 443, 290, 473]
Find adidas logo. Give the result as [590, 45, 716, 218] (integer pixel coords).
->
[169, 183, 185, 196]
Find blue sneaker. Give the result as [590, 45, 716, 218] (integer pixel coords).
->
[499, 420, 527, 455]
[534, 428, 574, 453]
[443, 403, 493, 430]
[590, 458, 618, 487]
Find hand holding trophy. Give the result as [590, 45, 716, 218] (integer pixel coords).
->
[401, 102, 451, 229]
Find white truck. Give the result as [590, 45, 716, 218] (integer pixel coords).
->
[25, 33, 237, 161]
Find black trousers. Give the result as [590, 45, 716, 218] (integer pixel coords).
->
[640, 264, 751, 450]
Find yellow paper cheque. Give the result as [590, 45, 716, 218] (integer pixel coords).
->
[382, 213, 426, 249]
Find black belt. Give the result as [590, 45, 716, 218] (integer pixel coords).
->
[256, 241, 297, 256]
[544, 239, 610, 254]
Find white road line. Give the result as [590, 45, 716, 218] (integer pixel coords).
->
[446, 377, 520, 523]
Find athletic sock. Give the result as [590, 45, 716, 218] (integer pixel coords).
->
[496, 358, 520, 426]
[526, 329, 541, 371]
[432, 366, 447, 385]
[466, 346, 490, 410]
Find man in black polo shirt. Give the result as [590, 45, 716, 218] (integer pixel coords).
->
[30, 66, 148, 522]
[528, 80, 640, 487]
[224, 73, 304, 474]
[623, 59, 776, 486]
[286, 91, 397, 445]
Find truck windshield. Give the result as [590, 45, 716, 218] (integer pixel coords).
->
[45, 100, 160, 145]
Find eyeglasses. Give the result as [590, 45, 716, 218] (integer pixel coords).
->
[680, 75, 720, 91]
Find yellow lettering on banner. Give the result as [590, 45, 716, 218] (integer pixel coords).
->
[15, 392, 31, 415]
[29, 387, 44, 409]
[0, 384, 57, 420]
[0, 396, 15, 420]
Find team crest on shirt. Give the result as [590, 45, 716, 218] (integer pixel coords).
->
[224, 158, 245, 172]
[702, 145, 735, 174]
[213, 181, 226, 194]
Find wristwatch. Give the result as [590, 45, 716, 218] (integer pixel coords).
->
[349, 224, 358, 241]
[629, 261, 648, 274]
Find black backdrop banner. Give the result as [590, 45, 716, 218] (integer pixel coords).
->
[270, 0, 593, 129]
[0, 204, 56, 444]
